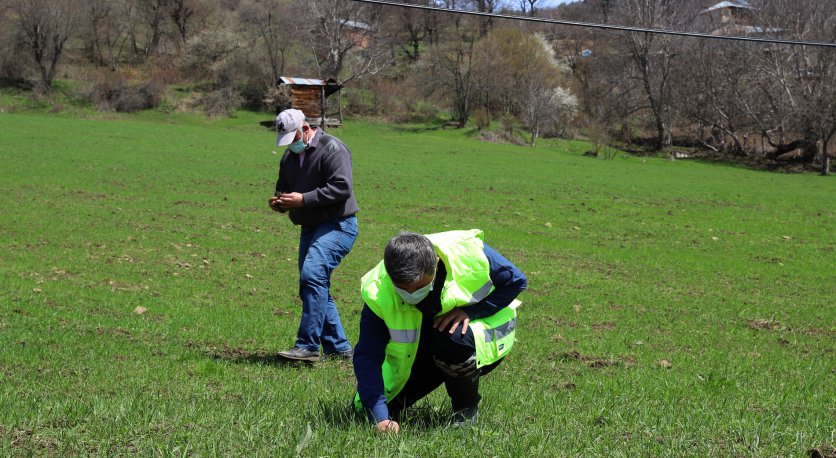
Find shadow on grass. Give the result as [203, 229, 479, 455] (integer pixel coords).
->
[388, 124, 444, 133]
[387, 117, 461, 133]
[315, 399, 451, 431]
[392, 403, 452, 431]
[208, 347, 315, 368]
[208, 345, 454, 430]
[315, 399, 365, 428]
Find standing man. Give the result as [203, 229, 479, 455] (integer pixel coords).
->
[353, 230, 527, 432]
[269, 108, 359, 362]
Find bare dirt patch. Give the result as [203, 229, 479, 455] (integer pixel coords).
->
[540, 316, 578, 328]
[553, 351, 634, 369]
[592, 322, 617, 331]
[9, 428, 32, 448]
[550, 381, 577, 391]
[104, 279, 145, 292]
[49, 268, 76, 280]
[805, 327, 836, 337]
[778, 338, 790, 346]
[809, 444, 836, 458]
[0, 427, 58, 453]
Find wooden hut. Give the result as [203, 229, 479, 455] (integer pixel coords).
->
[278, 77, 344, 128]
[698, 1, 759, 36]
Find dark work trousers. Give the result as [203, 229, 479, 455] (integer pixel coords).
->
[386, 325, 502, 420]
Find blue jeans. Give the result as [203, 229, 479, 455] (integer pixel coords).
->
[295, 215, 358, 353]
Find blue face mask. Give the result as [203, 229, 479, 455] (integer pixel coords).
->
[288, 137, 306, 154]
[394, 272, 436, 305]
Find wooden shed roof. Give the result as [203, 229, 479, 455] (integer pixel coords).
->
[278, 76, 343, 97]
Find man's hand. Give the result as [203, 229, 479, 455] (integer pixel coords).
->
[278, 192, 304, 208]
[375, 419, 399, 433]
[433, 308, 471, 334]
[268, 196, 287, 213]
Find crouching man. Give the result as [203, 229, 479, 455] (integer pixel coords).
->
[353, 230, 527, 432]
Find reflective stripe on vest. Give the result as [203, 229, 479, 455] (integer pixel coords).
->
[389, 329, 418, 343]
[425, 230, 494, 314]
[470, 280, 493, 305]
[471, 299, 521, 367]
[484, 317, 516, 343]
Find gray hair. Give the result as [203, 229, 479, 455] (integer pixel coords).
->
[384, 232, 437, 285]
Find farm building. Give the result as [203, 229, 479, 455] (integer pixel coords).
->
[277, 76, 344, 128]
[698, 1, 759, 36]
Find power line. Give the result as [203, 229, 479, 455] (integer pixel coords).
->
[349, 0, 836, 49]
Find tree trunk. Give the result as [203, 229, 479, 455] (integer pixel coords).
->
[457, 96, 468, 127]
[654, 117, 664, 150]
[729, 131, 745, 156]
[822, 138, 831, 176]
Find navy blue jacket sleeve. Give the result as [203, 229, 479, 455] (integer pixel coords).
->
[460, 243, 527, 320]
[353, 304, 391, 423]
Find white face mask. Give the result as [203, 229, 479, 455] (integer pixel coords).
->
[394, 272, 436, 305]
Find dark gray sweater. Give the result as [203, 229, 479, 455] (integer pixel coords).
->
[275, 128, 359, 226]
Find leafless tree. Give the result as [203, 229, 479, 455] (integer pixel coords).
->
[80, 0, 140, 70]
[471, 0, 503, 11]
[137, 0, 170, 55]
[518, 0, 541, 17]
[558, 23, 632, 150]
[734, 0, 835, 173]
[684, 40, 755, 156]
[0, 1, 22, 79]
[179, 27, 248, 115]
[170, 0, 196, 44]
[239, 0, 294, 84]
[170, 0, 195, 44]
[763, 0, 836, 175]
[468, 0, 503, 35]
[798, 45, 836, 175]
[299, 0, 391, 84]
[12, 0, 77, 91]
[595, 0, 613, 23]
[380, 0, 439, 62]
[615, 0, 690, 150]
[426, 33, 479, 127]
[83, 0, 115, 66]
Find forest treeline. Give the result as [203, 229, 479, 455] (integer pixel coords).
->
[1, 0, 833, 174]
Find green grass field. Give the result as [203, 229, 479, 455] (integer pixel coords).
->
[0, 110, 833, 456]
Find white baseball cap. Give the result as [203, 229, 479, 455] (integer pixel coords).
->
[276, 109, 305, 146]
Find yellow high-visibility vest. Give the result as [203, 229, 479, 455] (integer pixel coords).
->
[355, 230, 520, 413]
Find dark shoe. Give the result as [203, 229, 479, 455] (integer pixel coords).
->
[451, 406, 478, 427]
[323, 348, 353, 361]
[277, 347, 320, 362]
